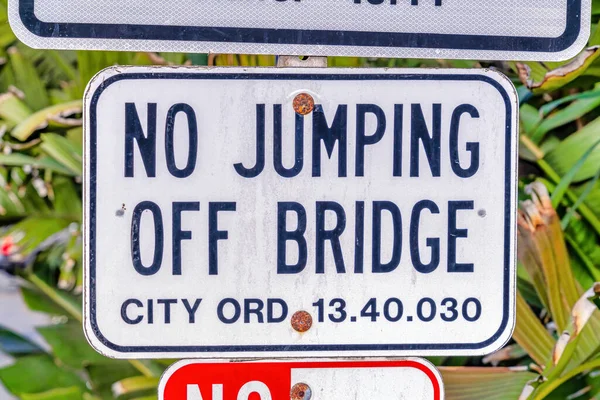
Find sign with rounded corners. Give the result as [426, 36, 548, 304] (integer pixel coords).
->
[83, 67, 517, 359]
[159, 358, 444, 400]
[9, 0, 591, 61]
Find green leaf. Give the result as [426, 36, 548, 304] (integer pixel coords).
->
[567, 313, 600, 372]
[0, 325, 44, 356]
[26, 274, 82, 322]
[579, 182, 600, 220]
[37, 322, 112, 369]
[518, 47, 600, 94]
[545, 117, 600, 183]
[0, 355, 85, 395]
[158, 53, 186, 65]
[562, 166, 600, 229]
[533, 162, 600, 236]
[531, 95, 600, 143]
[187, 54, 208, 66]
[532, 352, 600, 399]
[3, 217, 71, 256]
[590, 284, 600, 310]
[65, 127, 83, 147]
[520, 103, 542, 136]
[18, 182, 52, 216]
[517, 275, 544, 310]
[40, 133, 83, 176]
[0, 92, 33, 128]
[20, 286, 71, 316]
[16, 47, 78, 85]
[76, 51, 142, 97]
[51, 176, 82, 219]
[112, 376, 159, 400]
[519, 183, 582, 334]
[441, 366, 537, 400]
[6, 46, 49, 111]
[568, 250, 597, 290]
[11, 100, 81, 141]
[0, 186, 26, 220]
[21, 387, 83, 400]
[538, 88, 600, 117]
[0, 18, 16, 49]
[38, 156, 79, 177]
[0, 153, 78, 176]
[87, 363, 141, 399]
[565, 218, 600, 277]
[551, 138, 600, 208]
[513, 292, 554, 366]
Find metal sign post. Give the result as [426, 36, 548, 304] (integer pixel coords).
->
[276, 56, 328, 69]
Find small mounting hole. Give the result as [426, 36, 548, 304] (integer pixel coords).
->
[299, 56, 309, 61]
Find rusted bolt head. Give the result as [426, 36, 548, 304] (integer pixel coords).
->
[291, 311, 312, 333]
[291, 382, 312, 400]
[293, 93, 315, 115]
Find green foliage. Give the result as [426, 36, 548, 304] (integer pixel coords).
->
[0, 355, 86, 396]
[0, 1, 598, 399]
[0, 327, 43, 356]
[439, 6, 600, 397]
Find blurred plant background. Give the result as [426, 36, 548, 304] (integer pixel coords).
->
[0, 0, 599, 398]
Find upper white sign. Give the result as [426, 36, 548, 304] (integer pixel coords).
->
[9, 0, 591, 61]
[83, 67, 517, 359]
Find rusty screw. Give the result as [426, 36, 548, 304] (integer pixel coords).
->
[291, 382, 312, 400]
[291, 311, 313, 333]
[293, 93, 315, 115]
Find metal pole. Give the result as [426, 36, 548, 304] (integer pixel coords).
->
[276, 56, 328, 68]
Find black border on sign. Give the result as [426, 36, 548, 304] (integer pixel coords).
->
[88, 72, 514, 354]
[21, 0, 581, 53]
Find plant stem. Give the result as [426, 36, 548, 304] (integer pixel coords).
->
[520, 135, 600, 236]
[532, 358, 600, 399]
[27, 273, 82, 322]
[26, 273, 162, 377]
[128, 360, 163, 378]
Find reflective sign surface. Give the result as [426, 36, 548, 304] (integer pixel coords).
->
[83, 67, 517, 359]
[10, 0, 591, 60]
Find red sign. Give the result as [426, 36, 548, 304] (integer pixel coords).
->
[160, 359, 443, 400]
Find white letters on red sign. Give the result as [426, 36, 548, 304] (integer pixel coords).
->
[186, 382, 272, 400]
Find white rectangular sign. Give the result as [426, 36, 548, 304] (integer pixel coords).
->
[10, 0, 590, 61]
[83, 67, 517, 359]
